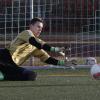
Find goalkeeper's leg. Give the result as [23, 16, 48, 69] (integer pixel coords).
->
[0, 48, 37, 81]
[0, 63, 37, 81]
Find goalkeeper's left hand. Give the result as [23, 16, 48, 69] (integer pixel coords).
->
[55, 47, 65, 53]
[50, 47, 66, 57]
[58, 47, 65, 52]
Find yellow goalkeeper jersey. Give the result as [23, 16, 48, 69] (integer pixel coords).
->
[7, 30, 50, 65]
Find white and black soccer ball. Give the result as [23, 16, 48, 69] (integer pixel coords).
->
[90, 64, 100, 80]
[85, 57, 97, 65]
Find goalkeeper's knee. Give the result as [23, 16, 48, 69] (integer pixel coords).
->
[22, 69, 37, 81]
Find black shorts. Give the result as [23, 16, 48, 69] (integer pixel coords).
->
[0, 48, 37, 81]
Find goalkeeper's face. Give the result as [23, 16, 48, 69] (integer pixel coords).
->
[30, 21, 43, 37]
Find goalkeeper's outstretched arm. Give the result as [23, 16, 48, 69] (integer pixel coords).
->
[45, 57, 65, 66]
[29, 37, 64, 54]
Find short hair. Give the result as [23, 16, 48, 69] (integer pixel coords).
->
[30, 17, 44, 25]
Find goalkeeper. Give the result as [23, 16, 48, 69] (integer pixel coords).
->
[0, 17, 76, 81]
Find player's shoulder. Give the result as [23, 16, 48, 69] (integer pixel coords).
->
[20, 30, 35, 37]
[20, 30, 32, 35]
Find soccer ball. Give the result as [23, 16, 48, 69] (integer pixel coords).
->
[90, 64, 100, 80]
[85, 57, 97, 65]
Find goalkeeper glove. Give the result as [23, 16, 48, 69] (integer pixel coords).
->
[58, 58, 77, 68]
[64, 58, 77, 67]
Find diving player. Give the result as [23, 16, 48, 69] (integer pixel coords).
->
[0, 17, 76, 81]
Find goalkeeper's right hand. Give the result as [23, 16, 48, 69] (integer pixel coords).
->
[64, 58, 77, 69]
